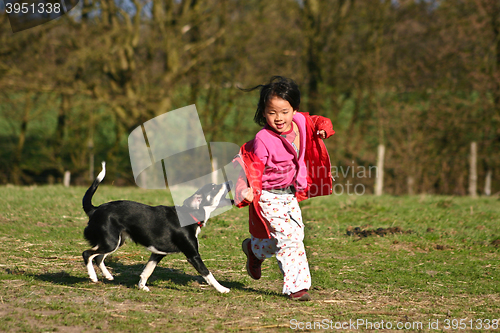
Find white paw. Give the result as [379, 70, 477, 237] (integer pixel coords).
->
[203, 273, 230, 294]
[90, 277, 98, 283]
[138, 284, 150, 292]
[217, 286, 230, 294]
[104, 275, 114, 281]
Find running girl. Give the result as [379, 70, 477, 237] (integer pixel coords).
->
[233, 76, 335, 301]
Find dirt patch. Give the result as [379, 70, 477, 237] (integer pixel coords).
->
[346, 226, 414, 237]
[0, 302, 102, 333]
[434, 244, 452, 250]
[0, 214, 15, 224]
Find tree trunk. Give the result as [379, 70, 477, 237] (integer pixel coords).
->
[302, 0, 324, 116]
[54, 93, 69, 173]
[491, 1, 500, 116]
[11, 96, 33, 184]
[88, 109, 94, 181]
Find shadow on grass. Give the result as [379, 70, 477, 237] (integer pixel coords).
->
[26, 262, 278, 297]
[29, 271, 89, 285]
[105, 261, 274, 295]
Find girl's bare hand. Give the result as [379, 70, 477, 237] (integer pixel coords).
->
[242, 187, 254, 202]
[317, 130, 326, 139]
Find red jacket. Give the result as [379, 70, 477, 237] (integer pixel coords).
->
[233, 112, 335, 238]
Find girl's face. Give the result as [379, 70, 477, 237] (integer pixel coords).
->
[263, 96, 297, 134]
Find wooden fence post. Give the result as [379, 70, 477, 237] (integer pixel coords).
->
[63, 171, 71, 187]
[468, 142, 477, 198]
[407, 176, 414, 195]
[212, 158, 218, 184]
[484, 170, 492, 196]
[375, 144, 385, 196]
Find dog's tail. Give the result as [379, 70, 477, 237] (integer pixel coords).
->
[82, 161, 106, 217]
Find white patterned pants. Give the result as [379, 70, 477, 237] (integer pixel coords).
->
[251, 190, 311, 295]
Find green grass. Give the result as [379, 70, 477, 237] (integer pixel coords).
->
[0, 185, 499, 332]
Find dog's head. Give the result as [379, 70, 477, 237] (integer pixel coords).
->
[183, 181, 233, 223]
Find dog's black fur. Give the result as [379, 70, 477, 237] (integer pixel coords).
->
[82, 162, 232, 293]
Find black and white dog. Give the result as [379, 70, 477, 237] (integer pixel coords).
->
[82, 162, 233, 293]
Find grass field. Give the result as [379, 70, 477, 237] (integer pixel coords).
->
[0, 185, 499, 332]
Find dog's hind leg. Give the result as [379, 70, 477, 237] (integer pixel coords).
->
[186, 254, 230, 294]
[138, 253, 165, 292]
[82, 235, 122, 283]
[83, 250, 101, 283]
[95, 254, 114, 281]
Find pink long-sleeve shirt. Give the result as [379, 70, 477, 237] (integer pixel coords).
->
[253, 112, 308, 191]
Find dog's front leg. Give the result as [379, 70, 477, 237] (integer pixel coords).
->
[138, 253, 164, 292]
[187, 254, 230, 294]
[203, 272, 230, 294]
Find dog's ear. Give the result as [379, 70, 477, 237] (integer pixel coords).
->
[184, 194, 202, 209]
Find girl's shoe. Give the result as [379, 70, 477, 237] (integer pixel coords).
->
[242, 238, 263, 280]
[289, 289, 311, 301]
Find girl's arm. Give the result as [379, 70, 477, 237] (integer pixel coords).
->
[234, 169, 254, 206]
[233, 137, 266, 207]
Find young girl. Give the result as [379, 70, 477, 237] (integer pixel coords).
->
[233, 76, 335, 301]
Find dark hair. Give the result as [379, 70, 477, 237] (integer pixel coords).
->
[239, 76, 301, 126]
